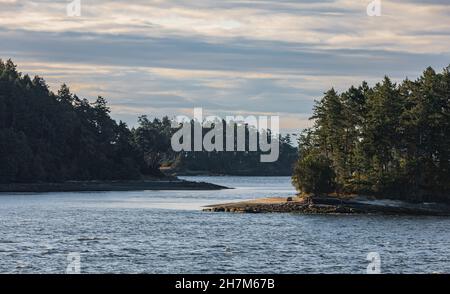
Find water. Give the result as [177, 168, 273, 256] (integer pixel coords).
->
[0, 176, 448, 273]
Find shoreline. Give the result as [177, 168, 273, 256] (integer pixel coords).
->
[162, 167, 292, 177]
[0, 179, 230, 193]
[203, 196, 450, 216]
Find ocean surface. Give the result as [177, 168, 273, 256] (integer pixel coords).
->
[0, 176, 448, 274]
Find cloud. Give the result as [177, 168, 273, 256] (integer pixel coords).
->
[0, 0, 449, 130]
[1, 0, 449, 53]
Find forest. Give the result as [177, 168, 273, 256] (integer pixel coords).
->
[170, 122, 297, 176]
[292, 66, 450, 203]
[3, 59, 449, 203]
[0, 59, 296, 183]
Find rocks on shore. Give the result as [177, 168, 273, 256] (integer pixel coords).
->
[203, 196, 450, 216]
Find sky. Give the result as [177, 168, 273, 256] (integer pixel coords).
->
[0, 0, 449, 133]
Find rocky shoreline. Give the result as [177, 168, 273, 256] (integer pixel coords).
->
[0, 179, 229, 193]
[203, 196, 450, 216]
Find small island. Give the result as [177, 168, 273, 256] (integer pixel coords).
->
[205, 66, 450, 216]
[290, 67, 450, 205]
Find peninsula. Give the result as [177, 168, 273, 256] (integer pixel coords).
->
[0, 179, 229, 193]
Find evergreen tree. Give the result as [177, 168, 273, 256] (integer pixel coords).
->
[292, 66, 450, 203]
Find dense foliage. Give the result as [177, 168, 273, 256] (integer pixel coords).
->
[292, 66, 450, 203]
[0, 59, 297, 182]
[0, 59, 169, 182]
[172, 122, 298, 176]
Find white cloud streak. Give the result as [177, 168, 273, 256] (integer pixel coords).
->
[0, 0, 449, 130]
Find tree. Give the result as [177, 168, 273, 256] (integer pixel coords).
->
[292, 65, 450, 203]
[133, 115, 173, 176]
[0, 60, 145, 183]
[292, 153, 335, 195]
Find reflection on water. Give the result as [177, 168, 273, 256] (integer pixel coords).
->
[0, 176, 448, 273]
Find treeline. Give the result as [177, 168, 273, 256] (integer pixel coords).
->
[0, 59, 172, 182]
[171, 123, 297, 176]
[292, 66, 450, 203]
[0, 59, 297, 183]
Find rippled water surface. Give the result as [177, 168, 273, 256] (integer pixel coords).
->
[0, 176, 448, 273]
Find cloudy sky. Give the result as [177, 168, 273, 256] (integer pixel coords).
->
[1, 0, 449, 132]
